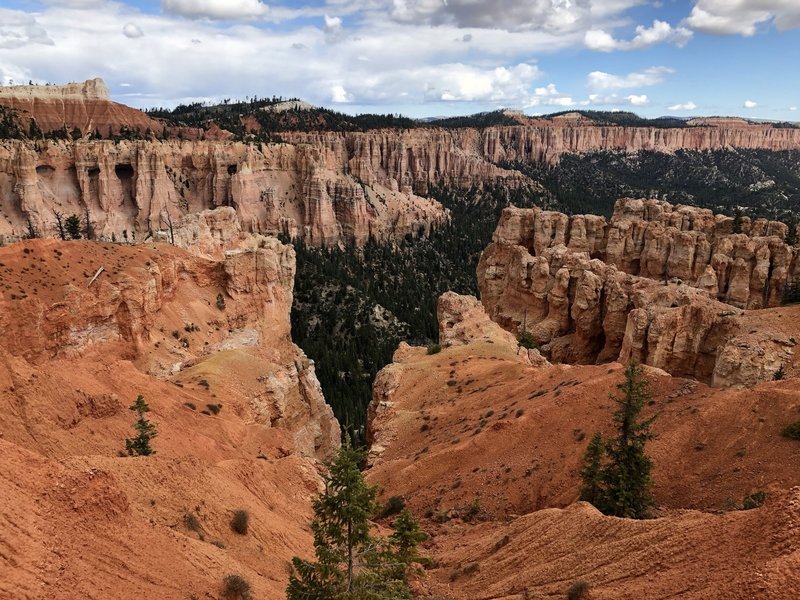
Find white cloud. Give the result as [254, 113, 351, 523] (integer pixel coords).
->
[667, 101, 697, 111]
[583, 93, 650, 107]
[122, 23, 144, 38]
[790, 106, 798, 111]
[626, 94, 648, 106]
[424, 63, 542, 103]
[330, 84, 352, 103]
[162, 0, 268, 20]
[525, 83, 574, 108]
[743, 99, 757, 108]
[685, 0, 800, 36]
[586, 67, 674, 90]
[389, 0, 640, 33]
[585, 19, 692, 51]
[0, 9, 55, 49]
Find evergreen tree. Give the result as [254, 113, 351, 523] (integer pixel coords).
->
[287, 442, 413, 599]
[598, 361, 656, 519]
[124, 395, 158, 456]
[389, 509, 429, 572]
[578, 432, 605, 506]
[65, 214, 82, 239]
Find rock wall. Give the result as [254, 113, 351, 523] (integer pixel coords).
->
[477, 199, 799, 387]
[0, 225, 340, 459]
[0, 138, 449, 247]
[481, 119, 800, 165]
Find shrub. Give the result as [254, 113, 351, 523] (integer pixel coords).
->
[426, 343, 442, 355]
[184, 512, 202, 534]
[379, 495, 405, 518]
[567, 580, 591, 600]
[517, 331, 539, 350]
[783, 421, 800, 440]
[222, 574, 252, 599]
[774, 365, 785, 380]
[207, 403, 222, 415]
[216, 293, 226, 310]
[742, 491, 767, 510]
[231, 509, 249, 535]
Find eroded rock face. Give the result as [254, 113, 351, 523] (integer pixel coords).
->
[477, 199, 799, 387]
[485, 199, 796, 310]
[0, 233, 339, 459]
[481, 119, 800, 165]
[0, 138, 449, 247]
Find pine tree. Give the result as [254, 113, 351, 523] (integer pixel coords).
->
[578, 432, 605, 506]
[124, 395, 158, 456]
[389, 508, 429, 571]
[65, 214, 81, 240]
[287, 442, 413, 599]
[598, 361, 656, 519]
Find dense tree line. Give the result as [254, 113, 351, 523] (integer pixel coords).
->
[291, 184, 549, 442]
[504, 148, 800, 222]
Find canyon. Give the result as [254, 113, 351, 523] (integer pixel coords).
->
[2, 79, 800, 600]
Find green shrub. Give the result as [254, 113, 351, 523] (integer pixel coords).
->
[379, 496, 405, 518]
[517, 331, 539, 350]
[567, 580, 591, 600]
[184, 512, 202, 534]
[783, 421, 800, 440]
[216, 293, 226, 310]
[230, 509, 249, 535]
[742, 491, 767, 510]
[426, 343, 441, 355]
[222, 574, 251, 599]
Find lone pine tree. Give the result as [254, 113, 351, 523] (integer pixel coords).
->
[580, 361, 656, 519]
[287, 441, 424, 599]
[124, 395, 158, 456]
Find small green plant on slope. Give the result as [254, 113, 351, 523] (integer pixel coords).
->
[579, 361, 656, 519]
[517, 330, 539, 350]
[124, 395, 158, 456]
[287, 441, 427, 599]
[783, 421, 800, 440]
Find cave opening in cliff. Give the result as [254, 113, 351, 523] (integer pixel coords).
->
[35, 165, 55, 175]
[227, 164, 238, 175]
[88, 167, 101, 178]
[115, 164, 134, 181]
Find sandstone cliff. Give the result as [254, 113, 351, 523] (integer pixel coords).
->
[477, 199, 800, 386]
[0, 224, 339, 459]
[0, 78, 164, 137]
[0, 138, 450, 247]
[481, 118, 800, 165]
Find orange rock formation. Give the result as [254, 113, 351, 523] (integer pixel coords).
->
[478, 199, 799, 386]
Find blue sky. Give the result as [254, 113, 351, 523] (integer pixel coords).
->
[1, 1, 798, 120]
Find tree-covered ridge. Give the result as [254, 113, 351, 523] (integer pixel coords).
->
[290, 184, 550, 441]
[541, 110, 691, 129]
[425, 110, 522, 128]
[504, 148, 800, 222]
[147, 98, 418, 137]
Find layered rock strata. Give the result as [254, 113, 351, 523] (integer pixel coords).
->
[477, 199, 799, 386]
[0, 138, 449, 246]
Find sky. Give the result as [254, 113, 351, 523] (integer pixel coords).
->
[0, 0, 798, 120]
